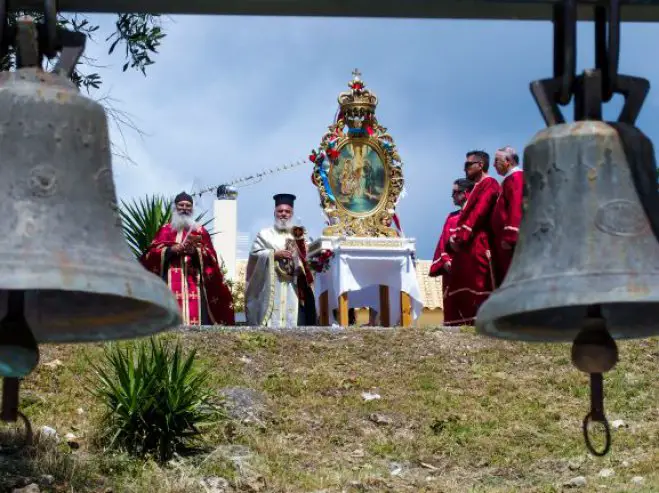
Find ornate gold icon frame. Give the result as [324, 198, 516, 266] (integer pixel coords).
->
[310, 70, 404, 238]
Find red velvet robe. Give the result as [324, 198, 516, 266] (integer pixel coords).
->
[491, 168, 524, 287]
[429, 210, 461, 326]
[446, 175, 500, 326]
[140, 224, 235, 325]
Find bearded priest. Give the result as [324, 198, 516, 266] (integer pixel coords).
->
[140, 192, 235, 326]
[245, 193, 317, 328]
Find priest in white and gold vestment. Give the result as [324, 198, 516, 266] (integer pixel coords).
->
[245, 194, 317, 327]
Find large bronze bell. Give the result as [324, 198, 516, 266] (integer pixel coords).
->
[0, 18, 181, 384]
[478, 0, 659, 457]
[476, 121, 659, 342]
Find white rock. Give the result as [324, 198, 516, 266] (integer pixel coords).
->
[350, 448, 364, 458]
[64, 433, 80, 449]
[598, 468, 615, 478]
[564, 476, 587, 488]
[611, 419, 627, 429]
[361, 392, 381, 401]
[38, 426, 57, 439]
[239, 355, 251, 364]
[76, 408, 85, 415]
[199, 476, 230, 493]
[43, 359, 63, 369]
[621, 460, 630, 468]
[38, 475, 54, 486]
[12, 484, 40, 493]
[631, 476, 645, 485]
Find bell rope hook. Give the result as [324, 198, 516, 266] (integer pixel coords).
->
[476, 0, 659, 457]
[571, 306, 618, 456]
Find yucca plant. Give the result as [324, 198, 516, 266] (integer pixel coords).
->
[119, 194, 214, 258]
[87, 337, 222, 462]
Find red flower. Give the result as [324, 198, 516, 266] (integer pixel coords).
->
[351, 82, 364, 90]
[328, 149, 339, 160]
[321, 249, 333, 259]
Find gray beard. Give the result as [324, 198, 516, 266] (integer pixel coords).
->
[171, 210, 198, 232]
[274, 218, 291, 231]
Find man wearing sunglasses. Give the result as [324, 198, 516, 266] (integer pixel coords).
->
[429, 178, 475, 326]
[445, 151, 500, 326]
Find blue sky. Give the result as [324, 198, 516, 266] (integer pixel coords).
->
[79, 14, 659, 259]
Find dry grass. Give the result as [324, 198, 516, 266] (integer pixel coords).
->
[2, 327, 657, 493]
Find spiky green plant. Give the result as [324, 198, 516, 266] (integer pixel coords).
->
[119, 195, 213, 258]
[88, 337, 221, 463]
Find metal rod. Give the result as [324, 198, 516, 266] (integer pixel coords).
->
[0, 0, 659, 22]
[582, 373, 612, 456]
[1, 378, 19, 422]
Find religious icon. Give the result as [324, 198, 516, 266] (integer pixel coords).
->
[329, 141, 387, 215]
[309, 70, 405, 237]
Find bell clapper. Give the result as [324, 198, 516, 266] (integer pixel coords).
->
[571, 306, 618, 456]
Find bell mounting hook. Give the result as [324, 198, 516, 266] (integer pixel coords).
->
[0, 0, 86, 78]
[533, 0, 659, 258]
[530, 0, 649, 127]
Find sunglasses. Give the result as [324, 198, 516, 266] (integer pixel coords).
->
[464, 160, 482, 168]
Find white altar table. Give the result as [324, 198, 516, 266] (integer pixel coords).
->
[308, 236, 424, 327]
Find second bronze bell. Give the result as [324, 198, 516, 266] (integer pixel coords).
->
[476, 120, 659, 342]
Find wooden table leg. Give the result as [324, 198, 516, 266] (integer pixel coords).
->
[338, 292, 349, 326]
[319, 291, 329, 326]
[379, 285, 391, 327]
[400, 291, 412, 327]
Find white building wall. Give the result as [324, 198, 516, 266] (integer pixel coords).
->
[212, 199, 238, 280]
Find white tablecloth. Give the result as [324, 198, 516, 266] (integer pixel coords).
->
[314, 247, 424, 325]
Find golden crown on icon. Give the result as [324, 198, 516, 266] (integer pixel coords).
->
[337, 69, 379, 119]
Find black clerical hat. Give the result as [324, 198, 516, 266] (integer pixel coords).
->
[175, 191, 193, 204]
[273, 193, 296, 207]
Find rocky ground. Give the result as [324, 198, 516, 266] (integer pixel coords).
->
[1, 326, 657, 493]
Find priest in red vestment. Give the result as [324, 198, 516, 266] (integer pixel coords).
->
[445, 150, 501, 326]
[491, 146, 524, 287]
[140, 192, 235, 326]
[429, 178, 474, 326]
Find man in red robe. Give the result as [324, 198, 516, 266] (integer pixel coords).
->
[491, 146, 524, 287]
[140, 192, 235, 325]
[445, 150, 501, 326]
[429, 178, 474, 326]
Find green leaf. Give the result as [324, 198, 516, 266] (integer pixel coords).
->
[87, 337, 222, 462]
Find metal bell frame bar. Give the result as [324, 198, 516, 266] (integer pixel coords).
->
[5, 0, 659, 22]
[0, 0, 656, 458]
